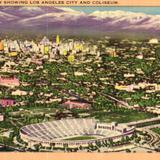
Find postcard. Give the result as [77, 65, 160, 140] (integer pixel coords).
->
[0, 0, 160, 160]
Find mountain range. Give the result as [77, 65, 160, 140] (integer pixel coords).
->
[0, 6, 160, 38]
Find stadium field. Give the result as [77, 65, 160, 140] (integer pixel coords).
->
[64, 136, 96, 141]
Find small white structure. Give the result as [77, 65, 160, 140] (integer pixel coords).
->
[148, 38, 159, 44]
[12, 90, 27, 96]
[0, 114, 4, 122]
[124, 73, 135, 78]
[136, 54, 143, 59]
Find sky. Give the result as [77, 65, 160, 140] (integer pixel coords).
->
[70, 7, 160, 15]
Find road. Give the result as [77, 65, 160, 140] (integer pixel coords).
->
[140, 128, 160, 150]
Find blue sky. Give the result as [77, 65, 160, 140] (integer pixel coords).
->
[70, 7, 160, 15]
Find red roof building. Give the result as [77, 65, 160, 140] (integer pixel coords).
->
[62, 100, 91, 110]
[0, 76, 20, 87]
[0, 99, 15, 107]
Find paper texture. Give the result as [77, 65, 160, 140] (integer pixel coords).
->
[0, 0, 160, 159]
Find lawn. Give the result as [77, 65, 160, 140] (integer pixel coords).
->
[91, 110, 156, 123]
[64, 136, 96, 141]
[151, 128, 160, 135]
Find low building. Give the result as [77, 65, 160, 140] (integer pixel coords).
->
[0, 99, 15, 107]
[115, 85, 134, 92]
[115, 82, 160, 92]
[124, 73, 135, 78]
[61, 100, 91, 110]
[12, 90, 27, 96]
[148, 38, 159, 44]
[74, 72, 86, 76]
[31, 58, 43, 65]
[0, 114, 4, 121]
[0, 76, 20, 87]
[136, 54, 143, 59]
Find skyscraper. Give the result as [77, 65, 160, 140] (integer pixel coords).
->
[0, 39, 4, 53]
[56, 35, 60, 45]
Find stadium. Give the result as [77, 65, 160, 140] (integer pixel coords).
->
[20, 119, 135, 148]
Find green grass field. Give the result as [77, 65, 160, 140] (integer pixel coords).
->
[64, 136, 96, 141]
[91, 110, 156, 123]
[151, 128, 160, 135]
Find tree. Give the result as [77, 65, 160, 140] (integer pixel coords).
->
[108, 138, 114, 147]
[155, 47, 160, 61]
[126, 149, 131, 153]
[79, 145, 83, 150]
[9, 131, 15, 141]
[34, 144, 40, 151]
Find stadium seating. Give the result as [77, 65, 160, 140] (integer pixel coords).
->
[20, 118, 133, 146]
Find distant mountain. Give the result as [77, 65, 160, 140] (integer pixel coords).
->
[18, 8, 86, 26]
[0, 7, 160, 38]
[0, 6, 64, 17]
[89, 10, 160, 31]
[0, 11, 18, 21]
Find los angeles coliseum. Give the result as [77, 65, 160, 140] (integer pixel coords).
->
[20, 119, 135, 148]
